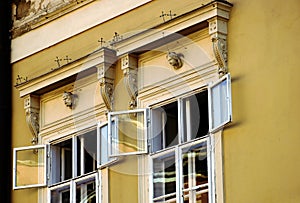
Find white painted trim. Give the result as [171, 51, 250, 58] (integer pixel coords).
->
[11, 0, 151, 63]
[13, 145, 47, 190]
[114, 1, 231, 56]
[108, 108, 149, 157]
[208, 73, 232, 133]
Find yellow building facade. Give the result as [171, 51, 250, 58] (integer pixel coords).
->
[11, 0, 300, 203]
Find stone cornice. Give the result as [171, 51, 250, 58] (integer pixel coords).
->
[15, 47, 113, 98]
[113, 0, 232, 56]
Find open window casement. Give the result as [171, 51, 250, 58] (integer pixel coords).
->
[108, 109, 149, 157]
[208, 73, 232, 133]
[97, 122, 117, 168]
[13, 144, 48, 190]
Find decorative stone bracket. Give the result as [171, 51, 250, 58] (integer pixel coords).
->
[24, 94, 40, 145]
[208, 17, 229, 76]
[121, 54, 138, 109]
[97, 48, 117, 112]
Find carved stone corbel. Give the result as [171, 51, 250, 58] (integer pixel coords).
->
[97, 48, 117, 112]
[121, 54, 138, 109]
[208, 17, 228, 76]
[24, 94, 40, 145]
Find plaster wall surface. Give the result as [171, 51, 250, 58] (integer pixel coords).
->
[224, 0, 300, 202]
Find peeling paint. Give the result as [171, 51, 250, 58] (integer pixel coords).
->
[11, 0, 87, 38]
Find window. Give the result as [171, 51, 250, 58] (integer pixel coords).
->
[150, 90, 210, 203]
[209, 74, 232, 132]
[151, 90, 209, 153]
[149, 74, 232, 203]
[47, 123, 114, 202]
[48, 129, 99, 202]
[13, 122, 114, 203]
[13, 145, 47, 189]
[181, 140, 209, 203]
[97, 123, 115, 167]
[107, 74, 231, 157]
[152, 149, 176, 202]
[49, 173, 97, 203]
[151, 138, 209, 203]
[49, 129, 97, 185]
[108, 109, 149, 157]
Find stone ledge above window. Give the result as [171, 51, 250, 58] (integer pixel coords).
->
[112, 0, 232, 57]
[15, 47, 117, 144]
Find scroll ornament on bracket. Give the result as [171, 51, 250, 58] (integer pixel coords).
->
[99, 77, 114, 112]
[97, 48, 117, 112]
[97, 61, 116, 111]
[208, 18, 229, 76]
[24, 95, 40, 145]
[121, 54, 138, 109]
[212, 36, 228, 75]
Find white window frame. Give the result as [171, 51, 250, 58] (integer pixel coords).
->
[49, 134, 98, 185]
[13, 144, 48, 190]
[97, 122, 118, 168]
[208, 73, 232, 133]
[48, 172, 99, 203]
[73, 172, 99, 203]
[12, 123, 116, 201]
[48, 180, 71, 202]
[108, 108, 149, 157]
[150, 146, 177, 202]
[46, 123, 116, 203]
[150, 137, 211, 203]
[147, 76, 232, 203]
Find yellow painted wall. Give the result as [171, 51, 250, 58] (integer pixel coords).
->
[109, 156, 139, 203]
[11, 67, 38, 202]
[11, 0, 300, 202]
[225, 0, 300, 202]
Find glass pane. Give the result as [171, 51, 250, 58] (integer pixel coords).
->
[195, 189, 209, 203]
[183, 91, 208, 142]
[210, 75, 231, 131]
[182, 141, 208, 203]
[151, 102, 178, 153]
[14, 146, 46, 188]
[77, 130, 97, 175]
[110, 110, 146, 156]
[163, 102, 178, 148]
[100, 125, 110, 165]
[153, 152, 176, 202]
[76, 177, 96, 203]
[51, 185, 70, 203]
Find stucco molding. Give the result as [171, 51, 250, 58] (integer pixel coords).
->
[138, 62, 219, 108]
[15, 47, 112, 98]
[11, 0, 152, 63]
[113, 1, 232, 57]
[24, 94, 40, 145]
[121, 54, 138, 109]
[97, 48, 117, 112]
[208, 17, 228, 76]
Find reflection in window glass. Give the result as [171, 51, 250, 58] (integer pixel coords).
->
[100, 124, 112, 165]
[211, 78, 229, 131]
[153, 152, 176, 202]
[14, 146, 45, 188]
[77, 130, 97, 175]
[151, 101, 178, 152]
[182, 141, 208, 203]
[76, 177, 96, 203]
[111, 111, 146, 156]
[51, 185, 70, 203]
[51, 139, 72, 183]
[183, 91, 209, 142]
